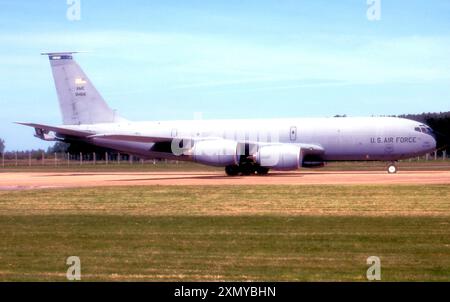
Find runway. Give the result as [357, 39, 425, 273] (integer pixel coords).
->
[1, 170, 450, 190]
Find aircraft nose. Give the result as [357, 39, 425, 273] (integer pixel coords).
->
[424, 131, 437, 153]
[429, 127, 440, 150]
[429, 128, 437, 142]
[417, 124, 438, 152]
[430, 135, 437, 150]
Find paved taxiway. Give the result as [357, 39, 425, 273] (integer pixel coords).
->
[1, 170, 450, 190]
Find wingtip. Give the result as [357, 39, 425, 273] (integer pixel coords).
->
[14, 122, 35, 127]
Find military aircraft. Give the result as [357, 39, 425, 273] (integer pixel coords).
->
[18, 52, 437, 175]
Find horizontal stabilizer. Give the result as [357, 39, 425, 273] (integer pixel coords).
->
[15, 122, 92, 138]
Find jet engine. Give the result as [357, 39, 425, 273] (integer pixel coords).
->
[302, 154, 325, 168]
[255, 144, 302, 171]
[192, 139, 239, 166]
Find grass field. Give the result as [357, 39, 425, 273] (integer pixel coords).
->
[0, 185, 449, 281]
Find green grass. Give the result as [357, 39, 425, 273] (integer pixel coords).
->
[0, 185, 450, 281]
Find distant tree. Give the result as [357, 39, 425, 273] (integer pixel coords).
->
[47, 142, 70, 154]
[0, 138, 5, 154]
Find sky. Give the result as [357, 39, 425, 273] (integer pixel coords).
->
[0, 0, 450, 151]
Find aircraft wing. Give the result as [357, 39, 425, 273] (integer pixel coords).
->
[87, 133, 325, 155]
[17, 122, 325, 157]
[297, 143, 325, 155]
[89, 134, 323, 150]
[87, 134, 181, 143]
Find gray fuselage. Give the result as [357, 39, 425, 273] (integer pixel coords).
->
[68, 116, 436, 163]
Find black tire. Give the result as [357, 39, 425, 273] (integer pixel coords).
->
[240, 163, 255, 176]
[225, 165, 240, 176]
[255, 166, 269, 175]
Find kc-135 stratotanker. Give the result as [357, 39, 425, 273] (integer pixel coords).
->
[18, 52, 437, 175]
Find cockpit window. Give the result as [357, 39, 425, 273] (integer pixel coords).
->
[416, 125, 434, 135]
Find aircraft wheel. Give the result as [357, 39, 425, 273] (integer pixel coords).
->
[255, 167, 269, 175]
[387, 163, 397, 174]
[225, 165, 240, 176]
[240, 163, 255, 176]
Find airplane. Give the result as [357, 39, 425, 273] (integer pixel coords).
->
[18, 52, 437, 175]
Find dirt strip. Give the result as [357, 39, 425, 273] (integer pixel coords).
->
[0, 170, 450, 190]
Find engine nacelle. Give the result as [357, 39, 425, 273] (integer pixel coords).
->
[256, 144, 302, 171]
[192, 139, 239, 166]
[302, 154, 325, 168]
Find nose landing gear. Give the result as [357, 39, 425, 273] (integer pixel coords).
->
[387, 162, 398, 174]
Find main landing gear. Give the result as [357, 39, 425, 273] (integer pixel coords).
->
[387, 162, 398, 174]
[225, 164, 269, 176]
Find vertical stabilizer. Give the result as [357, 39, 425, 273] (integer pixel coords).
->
[42, 52, 124, 125]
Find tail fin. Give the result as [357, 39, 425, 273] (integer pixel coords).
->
[42, 52, 124, 125]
